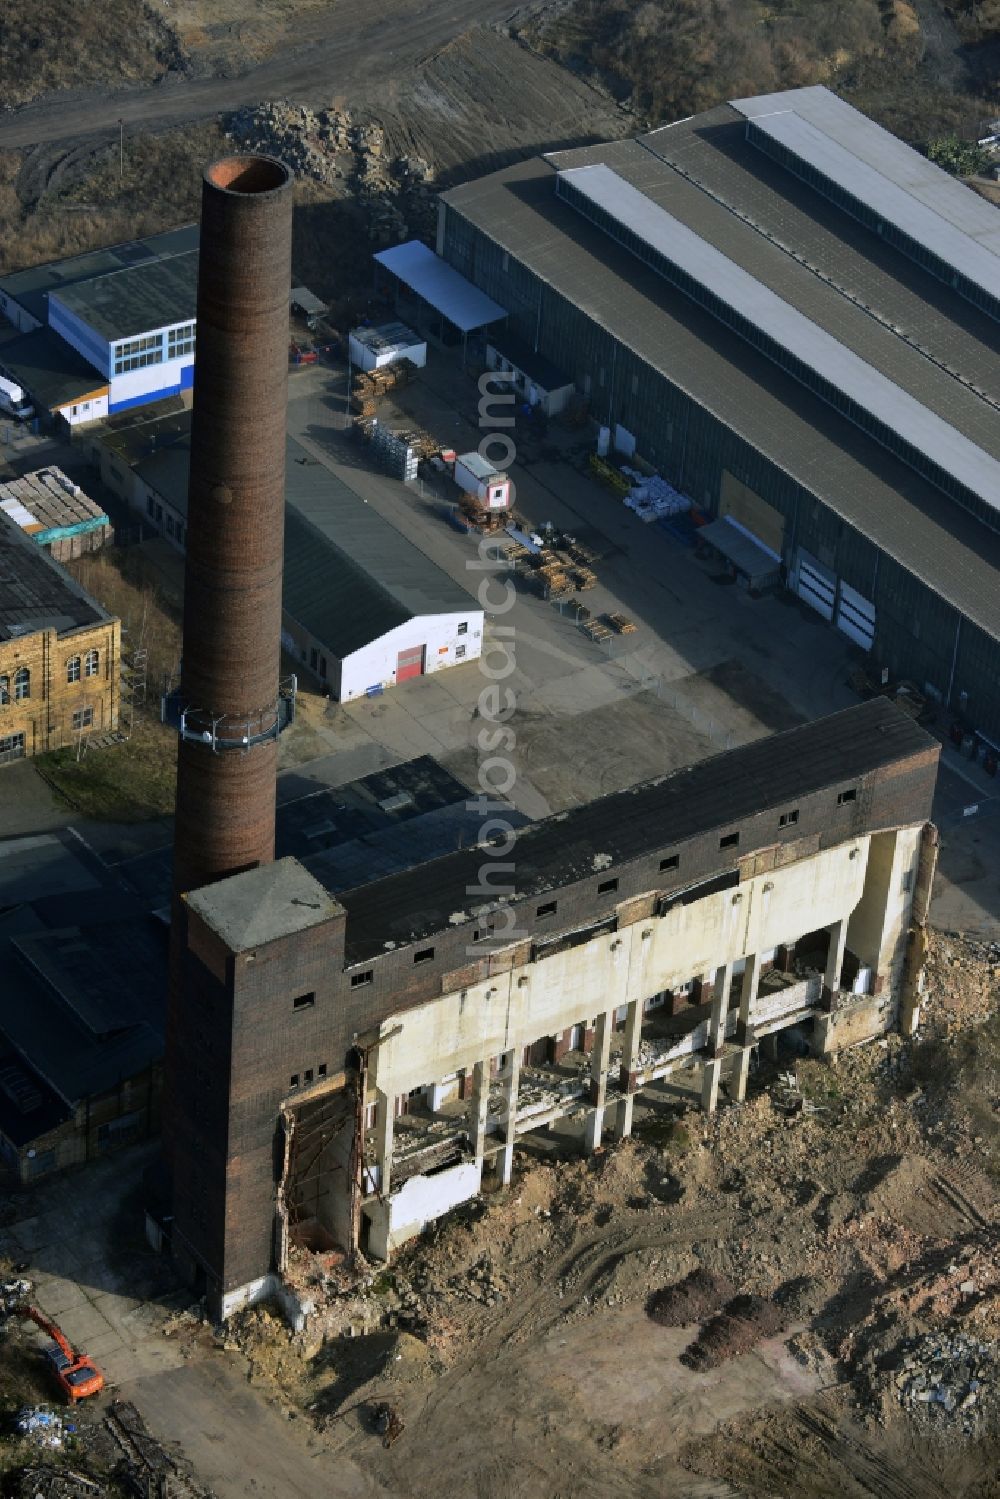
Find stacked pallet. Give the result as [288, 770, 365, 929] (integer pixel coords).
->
[572, 566, 597, 590]
[582, 618, 613, 642]
[606, 612, 637, 634]
[350, 356, 418, 411]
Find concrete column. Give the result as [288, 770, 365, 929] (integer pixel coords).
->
[707, 961, 732, 1055]
[584, 1010, 612, 1151]
[469, 1059, 490, 1165]
[497, 1048, 521, 1186]
[612, 999, 642, 1139]
[374, 1089, 394, 1197]
[737, 952, 762, 1031]
[823, 917, 848, 1010]
[731, 1046, 751, 1103]
[701, 1056, 723, 1114]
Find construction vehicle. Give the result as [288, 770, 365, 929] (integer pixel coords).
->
[17, 1306, 104, 1403]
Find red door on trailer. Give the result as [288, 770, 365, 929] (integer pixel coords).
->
[396, 644, 425, 683]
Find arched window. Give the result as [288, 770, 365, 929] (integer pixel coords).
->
[84, 649, 99, 678]
[14, 667, 30, 701]
[67, 656, 81, 683]
[0, 675, 8, 706]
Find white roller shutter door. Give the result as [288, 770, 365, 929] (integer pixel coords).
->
[836, 581, 876, 651]
[795, 549, 836, 620]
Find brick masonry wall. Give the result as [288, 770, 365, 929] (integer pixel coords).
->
[179, 741, 940, 1298]
[0, 618, 120, 757]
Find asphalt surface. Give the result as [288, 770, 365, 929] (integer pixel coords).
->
[0, 0, 516, 150]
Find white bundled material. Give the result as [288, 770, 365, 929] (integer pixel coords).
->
[620, 467, 692, 523]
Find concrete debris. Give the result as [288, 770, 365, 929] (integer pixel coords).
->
[16, 1407, 66, 1449]
[895, 1331, 998, 1435]
[226, 100, 437, 246]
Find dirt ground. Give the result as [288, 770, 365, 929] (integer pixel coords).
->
[172, 928, 999, 1499]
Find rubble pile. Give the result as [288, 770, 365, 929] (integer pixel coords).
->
[16, 1406, 68, 1450]
[226, 101, 437, 246]
[227, 101, 353, 184]
[895, 1331, 999, 1435]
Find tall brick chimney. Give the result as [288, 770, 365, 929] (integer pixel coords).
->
[161, 156, 294, 1297]
[171, 154, 294, 899]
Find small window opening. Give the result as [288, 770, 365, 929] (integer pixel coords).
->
[838, 787, 857, 805]
[719, 832, 739, 849]
[290, 1074, 299, 1088]
[778, 809, 799, 828]
[304, 1069, 314, 1084]
[293, 992, 315, 1010]
[351, 970, 373, 988]
[660, 854, 679, 871]
[597, 877, 619, 894]
[318, 1063, 328, 1078]
[536, 900, 557, 918]
[457, 621, 468, 635]
[414, 947, 435, 964]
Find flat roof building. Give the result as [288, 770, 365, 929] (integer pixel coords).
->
[439, 87, 1000, 746]
[0, 226, 199, 427]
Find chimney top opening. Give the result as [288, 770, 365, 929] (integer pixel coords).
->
[205, 155, 291, 195]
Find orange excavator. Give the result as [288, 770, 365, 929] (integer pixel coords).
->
[17, 1306, 104, 1403]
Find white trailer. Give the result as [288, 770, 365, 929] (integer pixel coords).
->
[454, 452, 511, 510]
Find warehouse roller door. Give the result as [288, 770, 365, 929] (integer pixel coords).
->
[795, 549, 836, 620]
[720, 471, 786, 557]
[396, 644, 426, 683]
[835, 581, 876, 651]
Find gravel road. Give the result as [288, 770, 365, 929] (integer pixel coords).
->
[0, 0, 517, 150]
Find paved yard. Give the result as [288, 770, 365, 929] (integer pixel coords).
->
[0, 1145, 389, 1497]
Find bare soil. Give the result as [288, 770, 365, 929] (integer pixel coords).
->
[201, 928, 1000, 1499]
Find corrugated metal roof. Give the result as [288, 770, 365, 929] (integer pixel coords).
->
[635, 109, 1000, 407]
[731, 87, 1000, 289]
[282, 436, 479, 656]
[375, 240, 507, 331]
[557, 161, 1000, 512]
[442, 154, 1000, 642]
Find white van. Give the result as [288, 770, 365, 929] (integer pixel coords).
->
[0, 374, 34, 422]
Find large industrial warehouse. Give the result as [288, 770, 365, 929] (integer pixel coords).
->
[438, 85, 1000, 749]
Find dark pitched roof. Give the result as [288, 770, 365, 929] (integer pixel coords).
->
[0, 509, 108, 641]
[336, 698, 935, 961]
[108, 415, 478, 653]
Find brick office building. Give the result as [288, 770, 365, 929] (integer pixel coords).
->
[0, 512, 120, 764]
